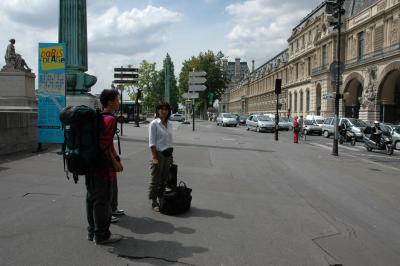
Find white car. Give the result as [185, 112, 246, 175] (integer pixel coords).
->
[306, 115, 325, 127]
[216, 113, 238, 127]
[170, 113, 185, 122]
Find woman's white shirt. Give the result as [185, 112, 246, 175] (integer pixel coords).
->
[148, 118, 173, 151]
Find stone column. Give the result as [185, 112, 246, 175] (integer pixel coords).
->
[59, 0, 97, 99]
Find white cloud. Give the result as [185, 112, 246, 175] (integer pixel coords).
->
[0, 1, 181, 94]
[87, 5, 181, 55]
[225, 0, 321, 64]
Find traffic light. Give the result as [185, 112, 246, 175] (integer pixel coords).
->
[136, 89, 142, 100]
[275, 79, 282, 94]
[325, 0, 345, 29]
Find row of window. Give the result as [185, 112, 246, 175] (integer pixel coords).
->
[288, 91, 311, 113]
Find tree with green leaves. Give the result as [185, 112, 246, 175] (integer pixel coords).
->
[178, 50, 227, 114]
[160, 54, 179, 113]
[133, 56, 180, 113]
[134, 60, 162, 112]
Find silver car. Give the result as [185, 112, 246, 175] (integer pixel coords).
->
[322, 117, 368, 140]
[246, 115, 275, 132]
[276, 117, 291, 131]
[216, 113, 238, 127]
[169, 113, 185, 122]
[303, 120, 322, 135]
[381, 123, 400, 150]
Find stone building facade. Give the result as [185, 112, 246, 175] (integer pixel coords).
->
[224, 0, 400, 123]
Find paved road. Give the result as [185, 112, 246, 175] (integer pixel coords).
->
[1, 120, 399, 265]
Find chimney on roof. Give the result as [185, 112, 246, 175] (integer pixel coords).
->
[252, 60, 255, 72]
[235, 58, 241, 81]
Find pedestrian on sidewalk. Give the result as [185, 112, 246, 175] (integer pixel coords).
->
[148, 101, 174, 212]
[293, 116, 300, 143]
[85, 89, 123, 245]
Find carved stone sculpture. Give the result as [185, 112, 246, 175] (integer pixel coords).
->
[2, 39, 31, 72]
[359, 66, 378, 108]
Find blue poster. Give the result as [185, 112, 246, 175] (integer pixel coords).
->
[37, 43, 66, 144]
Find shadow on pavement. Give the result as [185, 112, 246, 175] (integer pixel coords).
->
[177, 207, 234, 219]
[107, 236, 208, 266]
[116, 215, 196, 235]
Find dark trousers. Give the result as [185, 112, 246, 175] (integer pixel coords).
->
[149, 152, 172, 201]
[85, 175, 111, 241]
[111, 178, 118, 212]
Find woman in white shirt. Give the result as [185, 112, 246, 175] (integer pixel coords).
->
[148, 102, 173, 211]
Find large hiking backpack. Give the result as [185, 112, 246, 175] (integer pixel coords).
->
[59, 105, 120, 183]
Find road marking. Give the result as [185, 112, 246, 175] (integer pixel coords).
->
[320, 142, 364, 152]
[222, 138, 235, 141]
[309, 142, 331, 150]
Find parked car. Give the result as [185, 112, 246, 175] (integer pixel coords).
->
[380, 123, 400, 150]
[305, 115, 325, 127]
[273, 117, 291, 131]
[170, 113, 185, 122]
[322, 117, 368, 140]
[246, 115, 275, 132]
[303, 120, 322, 135]
[216, 113, 238, 127]
[238, 115, 249, 125]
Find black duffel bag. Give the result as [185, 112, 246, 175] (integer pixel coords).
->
[159, 181, 192, 215]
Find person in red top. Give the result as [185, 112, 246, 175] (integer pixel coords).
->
[293, 116, 300, 144]
[85, 89, 123, 245]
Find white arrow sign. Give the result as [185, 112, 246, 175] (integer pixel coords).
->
[183, 92, 199, 99]
[189, 71, 206, 77]
[189, 77, 207, 84]
[189, 84, 207, 92]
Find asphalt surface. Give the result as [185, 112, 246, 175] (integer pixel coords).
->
[1, 120, 399, 266]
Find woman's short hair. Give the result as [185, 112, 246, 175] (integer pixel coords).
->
[100, 89, 120, 108]
[155, 101, 172, 120]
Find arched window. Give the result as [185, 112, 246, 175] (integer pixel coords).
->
[300, 91, 304, 112]
[294, 92, 298, 112]
[289, 93, 292, 111]
[306, 90, 310, 111]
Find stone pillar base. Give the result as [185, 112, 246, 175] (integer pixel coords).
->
[0, 110, 38, 156]
[0, 71, 38, 155]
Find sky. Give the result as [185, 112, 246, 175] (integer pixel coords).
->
[0, 0, 322, 95]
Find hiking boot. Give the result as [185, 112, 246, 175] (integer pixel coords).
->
[88, 234, 94, 242]
[112, 209, 125, 216]
[94, 234, 122, 245]
[111, 215, 120, 223]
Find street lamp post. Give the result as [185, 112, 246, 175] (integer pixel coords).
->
[275, 79, 282, 141]
[327, 0, 345, 156]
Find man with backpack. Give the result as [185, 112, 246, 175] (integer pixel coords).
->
[86, 89, 123, 245]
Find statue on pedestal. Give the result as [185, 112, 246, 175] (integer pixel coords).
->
[2, 39, 31, 72]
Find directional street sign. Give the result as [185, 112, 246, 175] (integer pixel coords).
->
[113, 66, 138, 85]
[322, 93, 334, 100]
[114, 73, 139, 79]
[189, 71, 207, 92]
[114, 67, 138, 72]
[188, 71, 207, 132]
[189, 77, 207, 84]
[183, 92, 199, 99]
[188, 84, 207, 92]
[113, 80, 138, 84]
[189, 71, 206, 77]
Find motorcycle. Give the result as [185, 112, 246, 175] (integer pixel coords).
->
[363, 126, 394, 155]
[339, 127, 356, 146]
